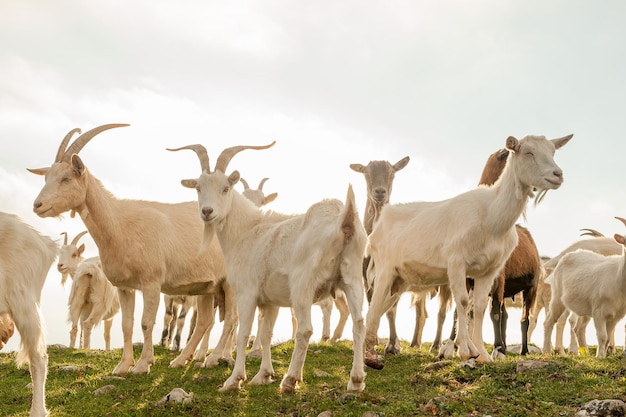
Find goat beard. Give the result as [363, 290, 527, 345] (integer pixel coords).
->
[200, 221, 218, 253]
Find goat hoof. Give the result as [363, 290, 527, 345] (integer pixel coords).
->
[364, 355, 384, 370]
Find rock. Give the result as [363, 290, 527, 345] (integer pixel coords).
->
[515, 360, 551, 373]
[317, 411, 332, 417]
[92, 385, 115, 396]
[574, 399, 626, 417]
[58, 365, 83, 372]
[155, 388, 193, 406]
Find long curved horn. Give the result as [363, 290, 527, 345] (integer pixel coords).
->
[258, 178, 269, 190]
[239, 178, 251, 190]
[71, 230, 89, 246]
[55, 128, 82, 163]
[615, 216, 626, 227]
[214, 141, 276, 173]
[167, 144, 210, 173]
[62, 123, 130, 162]
[60, 232, 68, 245]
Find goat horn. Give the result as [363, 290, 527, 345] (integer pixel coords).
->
[62, 124, 130, 162]
[71, 230, 89, 246]
[55, 128, 82, 163]
[167, 144, 210, 173]
[214, 141, 276, 173]
[60, 232, 68, 245]
[580, 228, 604, 238]
[239, 178, 250, 190]
[615, 216, 626, 227]
[258, 177, 269, 190]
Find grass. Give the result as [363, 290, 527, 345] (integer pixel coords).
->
[1, 341, 625, 416]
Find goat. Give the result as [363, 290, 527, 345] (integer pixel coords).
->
[242, 178, 350, 358]
[168, 142, 368, 393]
[543, 216, 626, 358]
[58, 230, 118, 350]
[0, 212, 58, 417]
[441, 147, 544, 359]
[240, 177, 278, 207]
[57, 230, 88, 286]
[351, 157, 453, 353]
[538, 229, 622, 355]
[68, 257, 120, 350]
[364, 134, 572, 369]
[28, 124, 236, 375]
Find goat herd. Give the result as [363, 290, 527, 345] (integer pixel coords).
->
[2, 124, 624, 417]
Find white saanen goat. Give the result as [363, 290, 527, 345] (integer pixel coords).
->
[0, 212, 58, 417]
[58, 230, 119, 350]
[29, 124, 236, 375]
[363, 134, 572, 369]
[58, 230, 88, 286]
[68, 256, 120, 350]
[543, 217, 626, 358]
[168, 142, 368, 393]
[532, 230, 622, 354]
[242, 178, 350, 358]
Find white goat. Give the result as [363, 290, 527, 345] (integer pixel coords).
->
[241, 178, 350, 358]
[543, 219, 626, 358]
[531, 230, 621, 354]
[57, 230, 88, 286]
[68, 257, 120, 350]
[168, 142, 368, 393]
[29, 124, 236, 375]
[363, 134, 572, 369]
[0, 212, 58, 417]
[58, 230, 117, 350]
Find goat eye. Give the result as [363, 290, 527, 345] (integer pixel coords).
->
[525, 152, 534, 157]
[61, 177, 71, 183]
[223, 186, 230, 194]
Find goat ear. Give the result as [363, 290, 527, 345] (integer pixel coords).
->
[552, 134, 573, 150]
[263, 192, 278, 205]
[349, 163, 365, 173]
[78, 244, 86, 255]
[393, 156, 410, 172]
[614, 234, 625, 246]
[26, 167, 49, 176]
[228, 170, 240, 186]
[505, 136, 520, 152]
[71, 154, 86, 175]
[181, 179, 197, 189]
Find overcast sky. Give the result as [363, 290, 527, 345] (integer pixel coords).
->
[2, 1, 625, 354]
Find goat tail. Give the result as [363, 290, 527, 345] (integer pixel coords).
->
[340, 184, 358, 242]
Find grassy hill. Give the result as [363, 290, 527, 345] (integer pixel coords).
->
[1, 341, 625, 416]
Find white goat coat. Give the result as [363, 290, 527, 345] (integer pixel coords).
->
[0, 212, 57, 417]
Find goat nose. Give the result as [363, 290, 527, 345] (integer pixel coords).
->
[553, 169, 563, 178]
[34, 201, 42, 209]
[374, 188, 387, 198]
[201, 207, 213, 218]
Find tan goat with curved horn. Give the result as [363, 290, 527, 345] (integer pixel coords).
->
[169, 141, 368, 394]
[29, 124, 236, 375]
